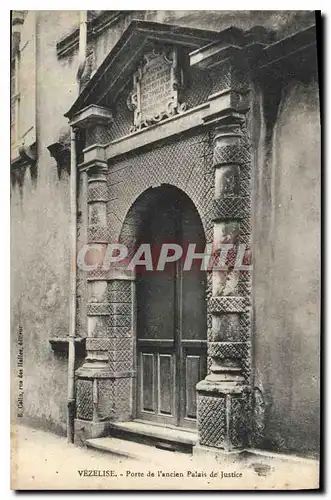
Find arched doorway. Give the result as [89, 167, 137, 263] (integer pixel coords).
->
[131, 185, 207, 429]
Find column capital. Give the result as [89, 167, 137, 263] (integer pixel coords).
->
[85, 161, 108, 179]
[81, 144, 107, 167]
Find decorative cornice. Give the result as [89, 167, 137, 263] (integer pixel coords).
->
[258, 24, 317, 69]
[47, 142, 70, 171]
[204, 90, 249, 125]
[104, 96, 248, 162]
[49, 337, 86, 357]
[190, 23, 317, 73]
[189, 26, 274, 70]
[79, 158, 108, 174]
[69, 104, 113, 129]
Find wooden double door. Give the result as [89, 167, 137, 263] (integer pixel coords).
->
[136, 189, 207, 429]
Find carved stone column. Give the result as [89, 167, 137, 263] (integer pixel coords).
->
[69, 105, 134, 441]
[193, 50, 252, 452]
[80, 161, 110, 378]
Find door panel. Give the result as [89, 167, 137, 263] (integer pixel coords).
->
[181, 343, 207, 425]
[158, 353, 175, 416]
[141, 353, 155, 413]
[185, 355, 201, 419]
[137, 342, 177, 424]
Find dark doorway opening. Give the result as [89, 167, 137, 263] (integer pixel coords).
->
[135, 186, 207, 429]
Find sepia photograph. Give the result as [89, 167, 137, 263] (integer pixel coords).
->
[10, 8, 321, 491]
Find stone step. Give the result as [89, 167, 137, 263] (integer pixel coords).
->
[86, 436, 193, 464]
[108, 420, 198, 453]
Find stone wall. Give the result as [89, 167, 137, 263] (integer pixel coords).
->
[251, 70, 320, 456]
[11, 11, 80, 434]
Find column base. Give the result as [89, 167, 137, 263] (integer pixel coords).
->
[197, 380, 250, 452]
[75, 372, 133, 425]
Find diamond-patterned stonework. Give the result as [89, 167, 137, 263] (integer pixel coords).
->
[86, 337, 112, 352]
[213, 144, 245, 167]
[207, 341, 248, 359]
[241, 344, 252, 383]
[107, 132, 212, 245]
[108, 315, 131, 328]
[108, 280, 127, 290]
[87, 225, 109, 243]
[209, 296, 246, 313]
[239, 270, 252, 297]
[108, 280, 132, 293]
[108, 337, 133, 351]
[108, 292, 132, 303]
[240, 311, 251, 341]
[87, 269, 109, 281]
[87, 302, 111, 316]
[108, 358, 133, 372]
[211, 197, 249, 221]
[198, 395, 226, 448]
[76, 379, 93, 421]
[108, 302, 131, 316]
[107, 326, 132, 338]
[108, 348, 133, 362]
[88, 182, 108, 203]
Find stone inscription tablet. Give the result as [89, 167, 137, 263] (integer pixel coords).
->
[139, 52, 173, 121]
[127, 47, 186, 131]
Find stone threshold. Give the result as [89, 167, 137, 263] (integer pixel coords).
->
[86, 436, 195, 465]
[102, 420, 198, 454]
[109, 420, 198, 448]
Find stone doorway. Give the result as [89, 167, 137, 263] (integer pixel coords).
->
[132, 186, 207, 429]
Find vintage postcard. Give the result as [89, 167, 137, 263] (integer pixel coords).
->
[10, 9, 320, 490]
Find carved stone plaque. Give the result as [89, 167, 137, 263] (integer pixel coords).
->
[127, 47, 186, 131]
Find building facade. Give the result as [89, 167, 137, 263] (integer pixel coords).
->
[11, 11, 320, 459]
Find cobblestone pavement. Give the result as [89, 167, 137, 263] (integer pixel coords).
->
[11, 424, 319, 490]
